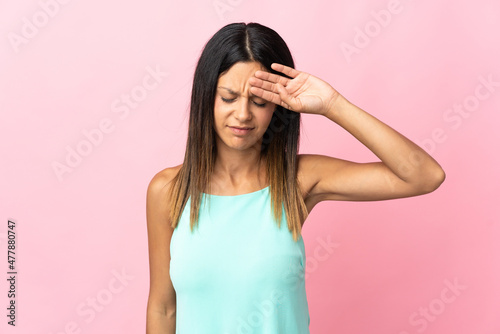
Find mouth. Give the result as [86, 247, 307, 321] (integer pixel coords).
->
[228, 126, 254, 135]
[229, 126, 254, 130]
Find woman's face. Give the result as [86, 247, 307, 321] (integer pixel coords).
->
[213, 61, 276, 152]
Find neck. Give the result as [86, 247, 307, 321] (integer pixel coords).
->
[211, 149, 268, 190]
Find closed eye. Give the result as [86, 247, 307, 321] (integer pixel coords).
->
[221, 97, 236, 103]
[221, 97, 266, 107]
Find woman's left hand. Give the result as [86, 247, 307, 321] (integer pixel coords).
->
[249, 63, 341, 116]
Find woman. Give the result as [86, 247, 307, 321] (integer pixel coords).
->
[146, 22, 445, 333]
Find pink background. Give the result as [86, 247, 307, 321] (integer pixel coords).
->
[1, 0, 499, 333]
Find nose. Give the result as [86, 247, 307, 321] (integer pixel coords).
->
[234, 98, 252, 122]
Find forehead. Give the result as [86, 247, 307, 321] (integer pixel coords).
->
[217, 61, 266, 85]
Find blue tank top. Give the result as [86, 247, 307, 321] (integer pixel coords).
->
[170, 185, 310, 333]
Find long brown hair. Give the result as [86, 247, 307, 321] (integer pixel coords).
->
[167, 22, 308, 242]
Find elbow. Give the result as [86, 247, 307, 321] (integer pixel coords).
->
[165, 308, 176, 319]
[147, 297, 176, 319]
[419, 167, 446, 194]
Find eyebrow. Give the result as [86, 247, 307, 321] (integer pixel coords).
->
[217, 86, 259, 98]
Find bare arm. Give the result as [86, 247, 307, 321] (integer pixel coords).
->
[146, 169, 177, 333]
[304, 95, 445, 202]
[250, 63, 445, 204]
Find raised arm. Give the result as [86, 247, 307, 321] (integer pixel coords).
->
[249, 63, 445, 203]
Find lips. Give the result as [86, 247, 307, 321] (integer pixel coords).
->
[228, 126, 254, 135]
[229, 126, 254, 130]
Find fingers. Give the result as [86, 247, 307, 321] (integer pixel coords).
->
[248, 77, 277, 93]
[249, 86, 282, 105]
[271, 63, 301, 79]
[250, 84, 295, 111]
[253, 70, 290, 87]
[275, 82, 294, 111]
[249, 63, 300, 111]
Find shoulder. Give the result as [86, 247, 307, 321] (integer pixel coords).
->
[297, 154, 324, 213]
[148, 164, 182, 192]
[297, 154, 327, 186]
[297, 153, 347, 187]
[147, 164, 183, 207]
[297, 154, 321, 200]
[146, 164, 183, 234]
[297, 153, 346, 210]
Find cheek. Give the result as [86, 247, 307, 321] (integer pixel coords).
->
[261, 107, 275, 126]
[213, 96, 222, 109]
